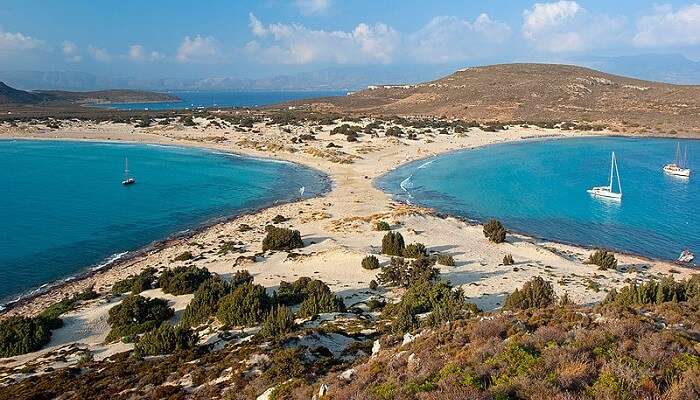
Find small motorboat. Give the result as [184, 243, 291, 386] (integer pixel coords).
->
[122, 157, 136, 186]
[588, 151, 622, 201]
[663, 142, 691, 178]
[678, 249, 694, 264]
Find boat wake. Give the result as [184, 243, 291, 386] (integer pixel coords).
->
[400, 175, 414, 200]
[417, 160, 434, 169]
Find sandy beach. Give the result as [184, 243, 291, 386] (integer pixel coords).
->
[0, 114, 695, 371]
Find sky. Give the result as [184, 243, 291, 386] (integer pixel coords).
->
[2, 0, 700, 79]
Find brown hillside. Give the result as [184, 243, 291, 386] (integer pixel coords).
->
[313, 63, 700, 135]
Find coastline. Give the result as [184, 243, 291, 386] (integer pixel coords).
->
[0, 138, 333, 312]
[0, 115, 696, 369]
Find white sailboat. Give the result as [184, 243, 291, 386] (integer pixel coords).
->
[122, 157, 135, 185]
[588, 151, 622, 201]
[663, 142, 691, 177]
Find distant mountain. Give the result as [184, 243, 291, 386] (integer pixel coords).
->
[310, 63, 700, 135]
[0, 81, 177, 105]
[0, 82, 54, 104]
[0, 66, 451, 92]
[574, 54, 700, 85]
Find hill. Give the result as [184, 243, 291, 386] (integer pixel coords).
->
[313, 63, 700, 135]
[0, 81, 178, 106]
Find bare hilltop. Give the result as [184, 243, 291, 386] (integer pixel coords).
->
[307, 63, 700, 136]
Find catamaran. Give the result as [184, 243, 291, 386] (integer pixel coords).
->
[588, 151, 622, 201]
[663, 142, 691, 177]
[122, 157, 136, 185]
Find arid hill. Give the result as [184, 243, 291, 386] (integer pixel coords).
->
[308, 63, 700, 135]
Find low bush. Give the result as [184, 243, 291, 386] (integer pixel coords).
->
[216, 284, 271, 327]
[258, 306, 296, 338]
[374, 221, 391, 231]
[133, 324, 196, 357]
[112, 267, 158, 295]
[378, 257, 439, 288]
[271, 214, 288, 224]
[503, 254, 515, 266]
[0, 316, 51, 357]
[179, 277, 231, 328]
[436, 254, 455, 266]
[230, 270, 254, 287]
[604, 275, 699, 306]
[297, 280, 346, 318]
[381, 232, 405, 256]
[369, 280, 379, 291]
[383, 281, 472, 333]
[483, 219, 506, 243]
[158, 266, 212, 295]
[503, 276, 556, 310]
[173, 251, 194, 262]
[106, 295, 174, 342]
[403, 243, 428, 259]
[262, 226, 304, 251]
[586, 250, 618, 270]
[361, 255, 380, 270]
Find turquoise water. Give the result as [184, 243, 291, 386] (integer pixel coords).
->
[95, 90, 345, 110]
[0, 140, 328, 303]
[377, 137, 699, 262]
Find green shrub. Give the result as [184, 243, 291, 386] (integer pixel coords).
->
[74, 287, 99, 301]
[436, 254, 455, 266]
[403, 243, 427, 258]
[604, 275, 699, 306]
[369, 280, 379, 290]
[158, 266, 212, 295]
[180, 277, 231, 328]
[503, 254, 515, 266]
[0, 316, 51, 357]
[271, 214, 288, 224]
[384, 281, 469, 333]
[262, 226, 304, 251]
[297, 280, 346, 318]
[37, 298, 76, 330]
[382, 232, 405, 256]
[503, 276, 556, 310]
[106, 295, 173, 342]
[586, 250, 617, 270]
[112, 267, 158, 295]
[276, 277, 313, 306]
[173, 251, 194, 262]
[361, 255, 380, 270]
[258, 306, 296, 338]
[216, 284, 271, 327]
[374, 221, 391, 231]
[378, 257, 439, 288]
[483, 219, 506, 243]
[133, 324, 196, 357]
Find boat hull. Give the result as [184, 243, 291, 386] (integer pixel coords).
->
[587, 187, 622, 201]
[663, 165, 691, 177]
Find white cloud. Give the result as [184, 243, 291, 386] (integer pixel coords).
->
[176, 35, 220, 63]
[0, 29, 42, 51]
[88, 45, 111, 62]
[294, 0, 331, 16]
[522, 1, 625, 52]
[128, 44, 164, 62]
[62, 40, 82, 62]
[246, 13, 399, 64]
[634, 4, 700, 47]
[410, 14, 511, 63]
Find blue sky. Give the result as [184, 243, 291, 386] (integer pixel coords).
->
[2, 0, 700, 79]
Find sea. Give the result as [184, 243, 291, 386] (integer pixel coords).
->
[377, 137, 700, 262]
[93, 90, 346, 111]
[0, 140, 328, 305]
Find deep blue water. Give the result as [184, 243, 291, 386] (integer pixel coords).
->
[377, 137, 699, 262]
[0, 140, 327, 303]
[95, 90, 345, 110]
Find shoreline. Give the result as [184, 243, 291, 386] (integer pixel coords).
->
[0, 138, 333, 312]
[0, 118, 695, 323]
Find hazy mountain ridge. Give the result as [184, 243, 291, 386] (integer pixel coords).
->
[0, 82, 178, 105]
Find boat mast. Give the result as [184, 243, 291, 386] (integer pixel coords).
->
[125, 157, 129, 180]
[608, 152, 615, 190]
[683, 145, 688, 168]
[614, 152, 622, 194]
